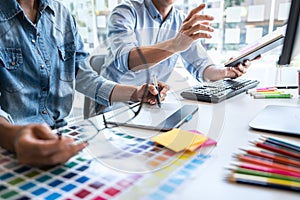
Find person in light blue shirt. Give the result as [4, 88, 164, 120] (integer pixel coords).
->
[102, 0, 255, 85]
[0, 0, 168, 167]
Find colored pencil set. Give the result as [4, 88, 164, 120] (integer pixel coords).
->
[247, 87, 293, 99]
[226, 136, 300, 192]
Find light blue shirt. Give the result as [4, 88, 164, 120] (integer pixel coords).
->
[0, 0, 116, 127]
[101, 0, 214, 85]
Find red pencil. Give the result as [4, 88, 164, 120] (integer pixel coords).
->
[235, 154, 300, 174]
[252, 141, 300, 160]
[240, 149, 300, 168]
[233, 162, 300, 178]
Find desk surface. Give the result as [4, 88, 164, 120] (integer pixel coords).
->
[1, 60, 299, 200]
[166, 60, 300, 200]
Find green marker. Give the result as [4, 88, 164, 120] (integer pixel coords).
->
[253, 93, 292, 99]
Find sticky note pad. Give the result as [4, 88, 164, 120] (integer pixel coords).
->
[152, 129, 207, 152]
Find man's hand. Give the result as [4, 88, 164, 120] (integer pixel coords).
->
[14, 124, 87, 167]
[172, 3, 214, 52]
[225, 55, 261, 78]
[136, 81, 169, 104]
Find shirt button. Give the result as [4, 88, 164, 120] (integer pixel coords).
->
[31, 39, 35, 44]
[41, 65, 45, 69]
[11, 61, 16, 66]
[42, 110, 47, 114]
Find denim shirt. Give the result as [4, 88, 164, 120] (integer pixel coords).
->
[0, 0, 116, 126]
[101, 0, 214, 85]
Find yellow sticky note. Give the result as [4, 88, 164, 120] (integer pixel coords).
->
[152, 129, 207, 152]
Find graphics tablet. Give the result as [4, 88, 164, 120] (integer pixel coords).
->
[106, 103, 199, 131]
[249, 105, 300, 137]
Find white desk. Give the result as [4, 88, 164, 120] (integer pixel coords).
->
[165, 60, 300, 200]
[1, 60, 299, 200]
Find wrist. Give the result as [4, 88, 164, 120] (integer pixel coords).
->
[165, 38, 181, 53]
[0, 120, 23, 152]
[130, 86, 139, 101]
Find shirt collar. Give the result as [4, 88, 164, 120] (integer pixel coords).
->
[145, 0, 162, 21]
[145, 0, 174, 22]
[0, 0, 54, 22]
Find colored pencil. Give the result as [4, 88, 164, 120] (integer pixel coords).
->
[234, 154, 300, 174]
[240, 149, 300, 168]
[262, 141, 300, 156]
[251, 141, 300, 160]
[228, 167, 300, 182]
[227, 172, 300, 192]
[232, 162, 300, 178]
[259, 136, 300, 153]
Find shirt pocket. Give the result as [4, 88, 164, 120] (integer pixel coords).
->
[0, 48, 24, 93]
[58, 42, 76, 82]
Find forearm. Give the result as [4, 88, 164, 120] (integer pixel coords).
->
[0, 117, 21, 152]
[128, 39, 178, 71]
[110, 84, 138, 102]
[203, 65, 227, 82]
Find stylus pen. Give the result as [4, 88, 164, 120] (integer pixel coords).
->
[153, 75, 161, 108]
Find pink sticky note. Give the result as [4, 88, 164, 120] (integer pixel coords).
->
[188, 130, 217, 151]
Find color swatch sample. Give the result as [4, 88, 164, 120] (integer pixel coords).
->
[0, 116, 212, 199]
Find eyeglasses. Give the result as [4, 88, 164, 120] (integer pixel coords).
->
[73, 47, 151, 145]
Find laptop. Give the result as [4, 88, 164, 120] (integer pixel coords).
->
[249, 105, 300, 137]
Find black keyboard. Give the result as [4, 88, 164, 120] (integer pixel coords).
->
[180, 78, 259, 103]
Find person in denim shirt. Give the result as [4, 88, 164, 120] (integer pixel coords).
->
[0, 0, 169, 167]
[102, 0, 258, 85]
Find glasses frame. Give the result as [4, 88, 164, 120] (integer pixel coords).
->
[74, 47, 152, 144]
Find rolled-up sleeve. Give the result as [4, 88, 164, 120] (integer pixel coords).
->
[75, 59, 117, 106]
[95, 79, 116, 106]
[0, 107, 14, 124]
[106, 4, 138, 73]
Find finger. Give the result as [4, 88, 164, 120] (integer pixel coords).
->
[34, 137, 79, 156]
[21, 142, 88, 167]
[158, 81, 170, 92]
[230, 67, 243, 77]
[183, 15, 214, 31]
[242, 60, 251, 68]
[184, 4, 206, 22]
[183, 23, 214, 37]
[189, 32, 212, 40]
[158, 82, 169, 100]
[236, 63, 247, 73]
[148, 84, 158, 96]
[45, 142, 88, 165]
[32, 124, 57, 140]
[19, 132, 75, 156]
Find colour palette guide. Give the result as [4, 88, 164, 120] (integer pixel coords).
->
[0, 116, 211, 200]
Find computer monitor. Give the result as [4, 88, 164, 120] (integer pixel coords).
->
[277, 0, 300, 66]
